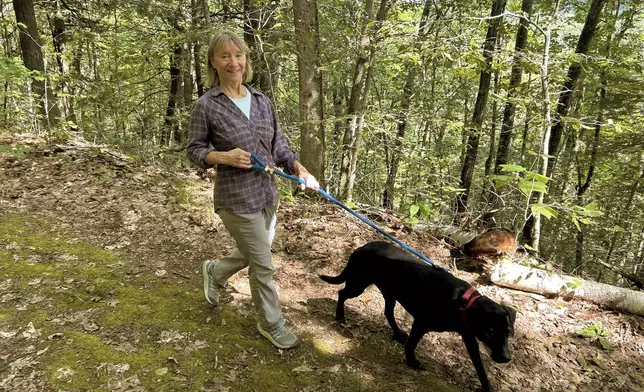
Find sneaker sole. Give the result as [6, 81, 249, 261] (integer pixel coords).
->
[257, 323, 300, 350]
[202, 261, 215, 305]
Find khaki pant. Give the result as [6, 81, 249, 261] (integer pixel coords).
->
[213, 205, 283, 329]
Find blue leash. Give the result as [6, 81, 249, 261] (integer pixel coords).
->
[250, 153, 436, 266]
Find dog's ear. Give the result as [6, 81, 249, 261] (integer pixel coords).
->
[504, 305, 517, 326]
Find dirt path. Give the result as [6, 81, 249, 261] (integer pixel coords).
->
[1, 136, 643, 392]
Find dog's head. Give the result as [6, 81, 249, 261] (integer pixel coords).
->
[471, 298, 516, 363]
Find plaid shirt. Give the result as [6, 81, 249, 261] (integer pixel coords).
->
[187, 84, 299, 214]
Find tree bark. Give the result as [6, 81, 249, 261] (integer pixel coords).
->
[484, 0, 532, 225]
[382, 0, 432, 210]
[50, 8, 76, 126]
[339, 0, 388, 202]
[13, 0, 59, 129]
[244, 0, 280, 97]
[456, 0, 507, 216]
[491, 261, 644, 316]
[293, 0, 325, 184]
[546, 0, 606, 178]
[164, 18, 183, 146]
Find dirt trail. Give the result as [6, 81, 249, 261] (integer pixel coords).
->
[1, 135, 643, 392]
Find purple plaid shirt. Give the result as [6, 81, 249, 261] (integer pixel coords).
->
[187, 84, 299, 214]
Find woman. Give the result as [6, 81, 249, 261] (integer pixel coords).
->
[187, 29, 319, 350]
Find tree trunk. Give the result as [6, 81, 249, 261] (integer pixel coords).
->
[485, 0, 532, 225]
[382, 0, 432, 210]
[13, 0, 59, 129]
[293, 0, 325, 184]
[329, 84, 345, 194]
[164, 18, 182, 146]
[524, 2, 558, 251]
[483, 70, 500, 178]
[456, 0, 507, 216]
[244, 0, 280, 97]
[546, 0, 606, 178]
[339, 0, 388, 202]
[190, 0, 204, 97]
[604, 160, 644, 267]
[491, 261, 644, 316]
[50, 8, 76, 126]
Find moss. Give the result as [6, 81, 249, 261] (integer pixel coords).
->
[0, 214, 118, 266]
[0, 144, 30, 157]
[44, 330, 177, 390]
[1, 212, 461, 392]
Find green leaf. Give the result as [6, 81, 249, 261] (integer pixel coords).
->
[499, 164, 526, 173]
[577, 322, 600, 338]
[520, 180, 547, 196]
[409, 204, 420, 217]
[531, 204, 558, 220]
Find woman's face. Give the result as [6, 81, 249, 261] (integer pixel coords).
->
[211, 41, 246, 85]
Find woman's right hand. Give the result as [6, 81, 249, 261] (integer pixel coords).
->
[225, 148, 252, 169]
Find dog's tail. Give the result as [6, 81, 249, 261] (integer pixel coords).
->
[319, 272, 345, 285]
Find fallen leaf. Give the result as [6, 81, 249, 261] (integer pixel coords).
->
[292, 364, 314, 372]
[591, 357, 607, 371]
[155, 367, 168, 376]
[575, 353, 587, 368]
[22, 322, 40, 339]
[326, 364, 341, 373]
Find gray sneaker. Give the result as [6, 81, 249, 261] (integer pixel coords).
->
[257, 322, 300, 349]
[202, 260, 219, 305]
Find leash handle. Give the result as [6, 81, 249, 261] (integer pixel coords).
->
[249, 152, 435, 266]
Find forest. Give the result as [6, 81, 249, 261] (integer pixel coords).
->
[3, 0, 644, 288]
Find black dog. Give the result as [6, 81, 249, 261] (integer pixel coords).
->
[320, 241, 516, 392]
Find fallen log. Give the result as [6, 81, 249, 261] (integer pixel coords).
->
[491, 260, 644, 317]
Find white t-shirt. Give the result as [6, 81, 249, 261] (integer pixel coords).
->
[229, 86, 251, 119]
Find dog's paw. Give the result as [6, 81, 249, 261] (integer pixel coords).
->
[392, 331, 408, 344]
[405, 356, 424, 370]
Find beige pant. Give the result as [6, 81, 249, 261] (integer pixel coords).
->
[213, 205, 283, 329]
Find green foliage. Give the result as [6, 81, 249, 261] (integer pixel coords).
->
[577, 321, 613, 350]
[570, 202, 604, 231]
[0, 144, 29, 157]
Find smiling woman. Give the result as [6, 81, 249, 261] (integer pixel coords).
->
[187, 29, 320, 351]
[206, 30, 253, 98]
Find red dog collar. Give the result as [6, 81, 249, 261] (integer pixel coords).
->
[460, 287, 481, 328]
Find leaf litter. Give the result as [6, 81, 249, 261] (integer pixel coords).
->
[0, 135, 643, 391]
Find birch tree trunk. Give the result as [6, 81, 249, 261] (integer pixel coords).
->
[492, 261, 644, 316]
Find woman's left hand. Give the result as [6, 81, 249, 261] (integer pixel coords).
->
[299, 172, 320, 192]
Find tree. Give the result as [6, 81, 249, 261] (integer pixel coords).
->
[455, 0, 507, 217]
[484, 0, 533, 225]
[49, 4, 76, 126]
[381, 0, 432, 210]
[546, 0, 606, 178]
[13, 0, 59, 129]
[163, 15, 183, 146]
[293, 0, 325, 183]
[338, 0, 389, 202]
[244, 0, 280, 97]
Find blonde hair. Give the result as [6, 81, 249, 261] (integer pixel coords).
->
[206, 29, 253, 88]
